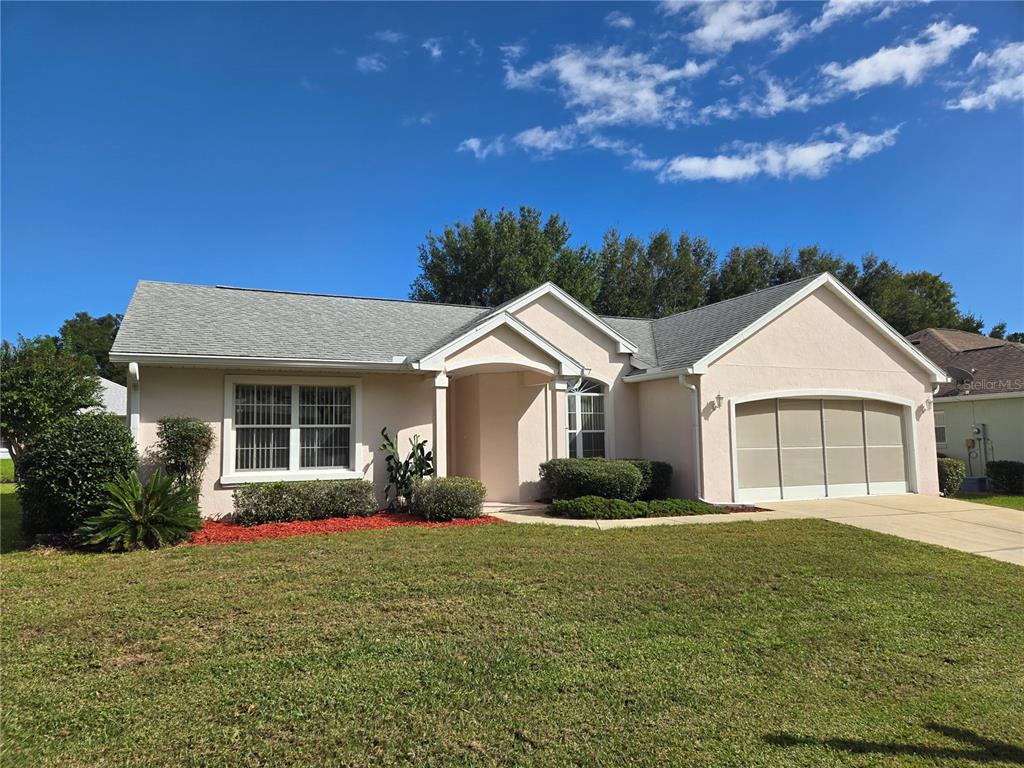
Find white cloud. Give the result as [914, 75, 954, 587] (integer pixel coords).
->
[422, 38, 443, 60]
[657, 123, 900, 182]
[355, 54, 387, 73]
[822, 21, 976, 92]
[514, 125, 578, 154]
[698, 75, 823, 121]
[505, 46, 713, 128]
[500, 44, 526, 61]
[402, 113, 435, 127]
[778, 1, 928, 51]
[946, 41, 1024, 111]
[457, 136, 506, 160]
[677, 1, 797, 54]
[373, 29, 404, 44]
[720, 73, 744, 87]
[605, 11, 635, 29]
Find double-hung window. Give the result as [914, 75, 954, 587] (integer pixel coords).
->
[934, 410, 946, 447]
[223, 376, 361, 483]
[567, 378, 607, 458]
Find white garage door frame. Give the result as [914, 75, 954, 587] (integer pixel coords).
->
[729, 389, 919, 503]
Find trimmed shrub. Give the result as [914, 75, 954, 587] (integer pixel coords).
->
[409, 476, 487, 521]
[550, 495, 728, 520]
[937, 457, 967, 497]
[986, 460, 1024, 494]
[17, 412, 137, 535]
[623, 459, 673, 500]
[75, 470, 201, 551]
[539, 458, 643, 501]
[155, 417, 215, 493]
[233, 479, 377, 526]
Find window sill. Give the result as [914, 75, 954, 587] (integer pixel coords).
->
[220, 469, 363, 486]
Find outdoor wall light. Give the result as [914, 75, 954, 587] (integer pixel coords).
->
[714, 393, 724, 410]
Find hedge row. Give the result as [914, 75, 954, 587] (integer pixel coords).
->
[410, 476, 487, 521]
[539, 458, 673, 501]
[233, 479, 378, 526]
[936, 457, 966, 498]
[986, 460, 1024, 494]
[549, 495, 727, 520]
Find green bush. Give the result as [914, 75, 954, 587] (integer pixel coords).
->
[550, 495, 727, 520]
[539, 458, 643, 501]
[17, 413, 137, 535]
[986, 460, 1024, 494]
[623, 459, 673, 500]
[156, 417, 215, 493]
[937, 457, 967, 497]
[233, 479, 378, 526]
[75, 470, 201, 551]
[409, 476, 487, 521]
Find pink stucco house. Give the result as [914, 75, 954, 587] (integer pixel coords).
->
[109, 273, 948, 517]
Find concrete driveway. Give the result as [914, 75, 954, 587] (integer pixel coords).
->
[487, 496, 1023, 565]
[761, 495, 1023, 565]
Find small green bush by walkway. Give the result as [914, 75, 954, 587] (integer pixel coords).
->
[409, 476, 486, 521]
[550, 495, 728, 520]
[233, 479, 377, 526]
[937, 456, 967, 497]
[540, 458, 643, 500]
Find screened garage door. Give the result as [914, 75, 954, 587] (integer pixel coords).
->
[735, 398, 909, 502]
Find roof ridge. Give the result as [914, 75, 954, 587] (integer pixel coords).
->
[137, 280, 490, 311]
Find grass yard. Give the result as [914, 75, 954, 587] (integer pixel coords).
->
[956, 491, 1024, 511]
[2, 484, 1022, 767]
[0, 458, 13, 483]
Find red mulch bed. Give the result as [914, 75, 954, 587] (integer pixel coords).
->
[190, 512, 502, 545]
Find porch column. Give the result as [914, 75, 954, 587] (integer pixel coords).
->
[433, 373, 448, 477]
[553, 379, 568, 458]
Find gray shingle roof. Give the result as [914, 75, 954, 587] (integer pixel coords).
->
[111, 275, 825, 371]
[111, 281, 489, 363]
[646, 274, 822, 372]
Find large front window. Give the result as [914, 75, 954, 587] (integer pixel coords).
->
[567, 378, 606, 458]
[223, 376, 360, 483]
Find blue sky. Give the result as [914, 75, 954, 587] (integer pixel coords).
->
[2, 1, 1022, 339]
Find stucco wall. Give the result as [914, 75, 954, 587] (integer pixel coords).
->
[934, 397, 1024, 474]
[698, 287, 940, 502]
[512, 293, 640, 458]
[636, 376, 698, 498]
[138, 366, 435, 518]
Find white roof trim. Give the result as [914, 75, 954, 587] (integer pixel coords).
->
[936, 390, 1024, 403]
[688, 274, 949, 382]
[492, 282, 638, 355]
[418, 311, 585, 377]
[109, 351, 413, 371]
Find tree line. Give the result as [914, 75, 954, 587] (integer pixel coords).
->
[410, 206, 1017, 338]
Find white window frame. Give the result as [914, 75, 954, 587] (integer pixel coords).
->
[221, 374, 363, 485]
[934, 410, 946, 447]
[566, 377, 608, 458]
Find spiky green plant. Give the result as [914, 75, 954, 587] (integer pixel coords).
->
[75, 470, 201, 551]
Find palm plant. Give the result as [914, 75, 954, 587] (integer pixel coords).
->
[379, 428, 434, 510]
[75, 470, 201, 551]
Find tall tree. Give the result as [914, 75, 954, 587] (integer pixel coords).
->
[593, 230, 650, 316]
[794, 245, 859, 288]
[0, 336, 101, 466]
[988, 322, 1007, 339]
[58, 312, 126, 384]
[865, 269, 983, 335]
[708, 246, 777, 301]
[409, 206, 597, 307]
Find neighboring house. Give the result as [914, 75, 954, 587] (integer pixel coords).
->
[109, 273, 947, 518]
[907, 328, 1024, 478]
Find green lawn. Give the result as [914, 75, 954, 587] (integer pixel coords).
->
[957, 491, 1024, 510]
[0, 458, 13, 483]
[2, 485, 1022, 767]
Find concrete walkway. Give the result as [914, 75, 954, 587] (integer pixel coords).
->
[484, 496, 1024, 565]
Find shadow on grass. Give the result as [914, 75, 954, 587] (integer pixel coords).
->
[1, 483, 31, 554]
[765, 723, 1024, 764]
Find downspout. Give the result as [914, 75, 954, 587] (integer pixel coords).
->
[127, 362, 140, 442]
[679, 374, 705, 501]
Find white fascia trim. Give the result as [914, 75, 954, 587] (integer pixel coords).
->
[492, 282, 639, 355]
[110, 352, 412, 371]
[689, 274, 950, 383]
[937, 391, 1024, 403]
[418, 311, 585, 377]
[621, 366, 697, 383]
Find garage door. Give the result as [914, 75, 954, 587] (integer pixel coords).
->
[735, 398, 909, 502]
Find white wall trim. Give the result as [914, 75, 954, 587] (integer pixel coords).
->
[691, 275, 949, 382]
[419, 311, 585, 377]
[488, 282, 639, 355]
[111, 351, 410, 371]
[936, 391, 1024, 403]
[445, 356, 557, 376]
[221, 373, 364, 486]
[728, 389, 920, 503]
